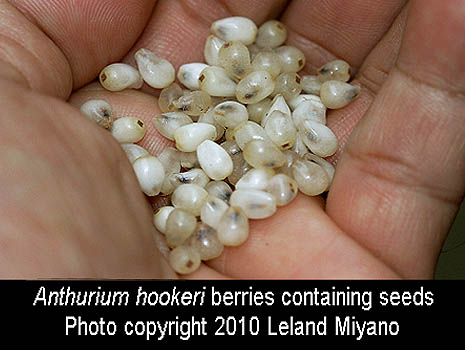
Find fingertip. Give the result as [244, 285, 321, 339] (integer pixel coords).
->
[10, 0, 157, 90]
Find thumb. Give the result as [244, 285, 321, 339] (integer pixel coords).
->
[327, 0, 465, 278]
[1, 0, 155, 97]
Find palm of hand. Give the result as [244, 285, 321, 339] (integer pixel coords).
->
[1, 0, 464, 279]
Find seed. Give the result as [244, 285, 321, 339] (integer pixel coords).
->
[158, 83, 184, 112]
[134, 48, 175, 89]
[216, 206, 249, 246]
[132, 155, 165, 196]
[165, 209, 197, 248]
[221, 140, 251, 185]
[153, 206, 175, 234]
[299, 119, 338, 157]
[318, 59, 351, 83]
[273, 72, 302, 101]
[173, 122, 217, 152]
[224, 125, 236, 142]
[320, 80, 360, 109]
[80, 99, 113, 129]
[243, 139, 286, 169]
[157, 147, 181, 175]
[277, 150, 300, 177]
[200, 196, 229, 230]
[235, 168, 275, 191]
[247, 43, 261, 60]
[197, 140, 233, 180]
[291, 132, 310, 156]
[266, 174, 298, 206]
[172, 90, 212, 117]
[252, 51, 281, 78]
[159, 150, 182, 193]
[262, 94, 291, 126]
[100, 16, 350, 266]
[288, 94, 324, 110]
[230, 189, 277, 219]
[169, 245, 201, 274]
[235, 71, 275, 104]
[247, 97, 271, 124]
[177, 63, 209, 90]
[274, 46, 306, 73]
[179, 151, 200, 169]
[99, 63, 143, 91]
[228, 158, 251, 185]
[292, 98, 327, 126]
[210, 96, 234, 107]
[218, 41, 252, 80]
[152, 112, 193, 140]
[199, 66, 237, 97]
[212, 101, 248, 128]
[198, 110, 225, 141]
[301, 75, 322, 95]
[221, 139, 242, 156]
[111, 117, 146, 143]
[233, 120, 268, 150]
[292, 158, 329, 196]
[169, 168, 210, 189]
[160, 178, 175, 196]
[188, 223, 224, 260]
[263, 110, 297, 150]
[120, 143, 150, 164]
[205, 181, 233, 204]
[255, 20, 287, 48]
[211, 16, 257, 45]
[171, 184, 208, 217]
[204, 35, 226, 66]
[302, 153, 335, 189]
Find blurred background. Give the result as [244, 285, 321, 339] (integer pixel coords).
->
[435, 201, 465, 279]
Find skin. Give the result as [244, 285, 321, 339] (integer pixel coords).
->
[0, 0, 463, 279]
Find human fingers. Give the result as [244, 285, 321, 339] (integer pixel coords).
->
[0, 79, 176, 278]
[205, 194, 398, 278]
[3, 0, 156, 95]
[327, 5, 409, 162]
[327, 0, 465, 278]
[281, 0, 407, 73]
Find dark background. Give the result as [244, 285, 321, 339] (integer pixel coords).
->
[436, 201, 465, 279]
[1, 280, 463, 345]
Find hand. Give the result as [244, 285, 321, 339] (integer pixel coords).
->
[0, 0, 463, 278]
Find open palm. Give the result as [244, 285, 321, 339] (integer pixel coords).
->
[1, 0, 463, 278]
